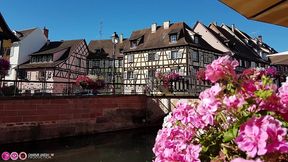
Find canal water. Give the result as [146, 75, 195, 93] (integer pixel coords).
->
[0, 127, 160, 162]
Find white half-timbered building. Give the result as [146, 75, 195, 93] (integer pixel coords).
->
[123, 21, 222, 95]
[18, 39, 89, 94]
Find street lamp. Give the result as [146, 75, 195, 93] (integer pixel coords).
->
[111, 32, 119, 95]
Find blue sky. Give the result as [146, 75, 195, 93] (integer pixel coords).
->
[1, 0, 287, 51]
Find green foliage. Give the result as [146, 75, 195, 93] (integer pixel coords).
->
[255, 89, 273, 99]
[223, 126, 238, 142]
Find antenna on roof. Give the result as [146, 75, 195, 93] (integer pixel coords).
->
[99, 21, 103, 39]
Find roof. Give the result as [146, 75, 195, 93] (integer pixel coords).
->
[15, 28, 37, 40]
[18, 39, 84, 69]
[124, 22, 222, 53]
[31, 40, 83, 56]
[88, 39, 128, 59]
[209, 24, 267, 63]
[0, 12, 19, 42]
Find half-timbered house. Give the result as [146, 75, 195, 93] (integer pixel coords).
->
[123, 21, 222, 95]
[18, 39, 89, 94]
[0, 12, 19, 58]
[87, 36, 127, 94]
[194, 22, 270, 72]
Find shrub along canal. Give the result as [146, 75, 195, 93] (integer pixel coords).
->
[0, 127, 160, 162]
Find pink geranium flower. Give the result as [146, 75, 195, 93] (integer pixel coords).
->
[205, 55, 238, 83]
[235, 116, 288, 158]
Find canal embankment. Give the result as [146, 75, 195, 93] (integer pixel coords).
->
[0, 95, 169, 144]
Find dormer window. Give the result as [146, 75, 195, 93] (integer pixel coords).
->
[131, 40, 137, 48]
[95, 49, 101, 53]
[170, 34, 177, 43]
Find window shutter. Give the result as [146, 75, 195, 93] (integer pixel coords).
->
[177, 49, 183, 59]
[155, 53, 160, 60]
[123, 71, 127, 79]
[167, 51, 171, 59]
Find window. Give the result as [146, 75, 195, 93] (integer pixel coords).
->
[194, 36, 199, 44]
[95, 49, 101, 53]
[127, 71, 134, 79]
[76, 58, 81, 67]
[192, 50, 199, 62]
[148, 53, 155, 61]
[128, 55, 134, 63]
[119, 48, 124, 53]
[119, 60, 123, 67]
[131, 40, 137, 48]
[246, 61, 251, 67]
[38, 71, 46, 81]
[203, 53, 210, 64]
[171, 50, 178, 60]
[148, 69, 156, 78]
[170, 34, 177, 43]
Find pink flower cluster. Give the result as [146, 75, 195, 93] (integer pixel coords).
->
[76, 75, 105, 89]
[235, 115, 288, 158]
[279, 81, 288, 111]
[153, 127, 201, 162]
[153, 55, 287, 161]
[205, 55, 238, 83]
[155, 71, 180, 88]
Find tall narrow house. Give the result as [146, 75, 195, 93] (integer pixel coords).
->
[18, 39, 89, 94]
[123, 21, 222, 95]
[87, 36, 127, 94]
[5, 28, 48, 83]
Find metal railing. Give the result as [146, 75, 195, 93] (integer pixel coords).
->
[0, 78, 209, 97]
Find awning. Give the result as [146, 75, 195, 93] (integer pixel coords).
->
[219, 0, 288, 27]
[268, 51, 288, 64]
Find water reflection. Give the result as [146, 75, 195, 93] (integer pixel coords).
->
[1, 127, 160, 162]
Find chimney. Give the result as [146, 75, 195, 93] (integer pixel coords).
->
[231, 24, 235, 33]
[151, 23, 157, 33]
[120, 33, 123, 43]
[43, 27, 49, 39]
[163, 21, 170, 29]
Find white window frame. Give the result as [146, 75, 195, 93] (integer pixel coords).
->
[170, 34, 177, 43]
[171, 50, 178, 60]
[128, 55, 134, 63]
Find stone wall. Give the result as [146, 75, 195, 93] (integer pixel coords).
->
[0, 95, 154, 144]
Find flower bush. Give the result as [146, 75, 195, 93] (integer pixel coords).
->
[155, 71, 180, 91]
[0, 58, 10, 77]
[76, 75, 105, 90]
[153, 55, 288, 162]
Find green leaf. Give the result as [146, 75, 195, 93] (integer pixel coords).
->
[255, 89, 273, 99]
[223, 126, 238, 142]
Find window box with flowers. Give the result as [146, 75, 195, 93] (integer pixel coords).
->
[76, 75, 105, 95]
[155, 71, 180, 94]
